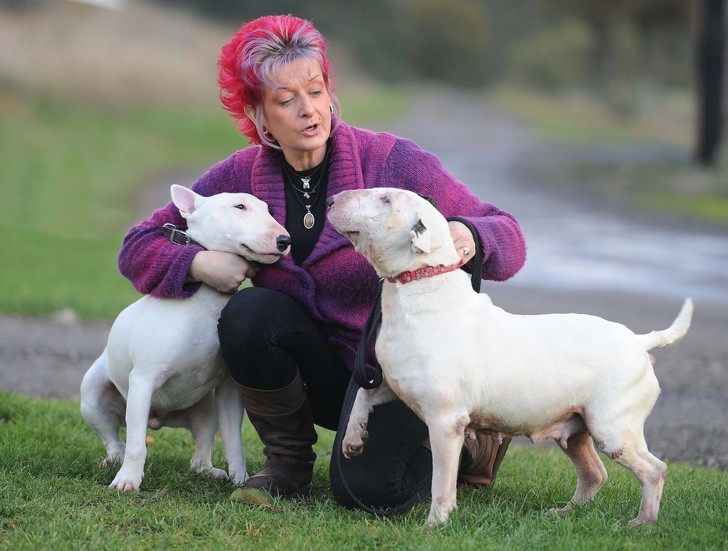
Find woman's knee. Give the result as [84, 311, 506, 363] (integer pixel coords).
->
[218, 287, 303, 387]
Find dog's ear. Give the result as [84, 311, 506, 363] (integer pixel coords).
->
[171, 185, 199, 218]
[410, 218, 430, 255]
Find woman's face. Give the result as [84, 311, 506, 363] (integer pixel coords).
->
[260, 57, 332, 169]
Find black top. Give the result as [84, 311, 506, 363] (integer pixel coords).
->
[282, 141, 331, 265]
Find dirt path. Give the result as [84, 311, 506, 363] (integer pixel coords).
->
[2, 90, 726, 469]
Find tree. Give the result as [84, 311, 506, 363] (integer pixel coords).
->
[695, 0, 726, 166]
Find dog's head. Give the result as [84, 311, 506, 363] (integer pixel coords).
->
[171, 185, 290, 263]
[326, 188, 460, 278]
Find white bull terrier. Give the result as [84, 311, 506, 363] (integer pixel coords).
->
[81, 185, 291, 491]
[327, 188, 692, 527]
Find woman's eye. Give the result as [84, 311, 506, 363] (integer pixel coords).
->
[310, 90, 322, 97]
[279, 98, 293, 106]
[234, 204, 246, 210]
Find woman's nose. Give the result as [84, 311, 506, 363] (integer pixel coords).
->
[299, 95, 314, 116]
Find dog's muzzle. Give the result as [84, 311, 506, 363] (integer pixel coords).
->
[276, 235, 292, 252]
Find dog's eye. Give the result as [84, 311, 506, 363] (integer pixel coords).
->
[381, 196, 391, 204]
[234, 204, 246, 210]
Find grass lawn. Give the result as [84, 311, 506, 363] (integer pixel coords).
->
[1, 87, 406, 319]
[494, 86, 728, 225]
[493, 86, 693, 148]
[1, 392, 726, 550]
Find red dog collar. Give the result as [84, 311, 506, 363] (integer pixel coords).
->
[387, 259, 466, 284]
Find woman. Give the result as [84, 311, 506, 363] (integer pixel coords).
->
[119, 15, 526, 511]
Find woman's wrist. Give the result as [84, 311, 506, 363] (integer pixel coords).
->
[187, 250, 208, 283]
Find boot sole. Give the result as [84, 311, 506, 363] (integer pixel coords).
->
[230, 483, 313, 505]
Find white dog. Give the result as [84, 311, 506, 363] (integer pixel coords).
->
[327, 188, 692, 527]
[81, 185, 290, 491]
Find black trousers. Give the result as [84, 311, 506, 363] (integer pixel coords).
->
[218, 286, 432, 512]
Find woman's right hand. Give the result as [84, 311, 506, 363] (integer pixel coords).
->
[188, 250, 259, 293]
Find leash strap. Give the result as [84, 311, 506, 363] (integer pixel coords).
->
[336, 212, 485, 514]
[352, 285, 383, 389]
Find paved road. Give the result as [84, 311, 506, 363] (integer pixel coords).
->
[1, 90, 726, 469]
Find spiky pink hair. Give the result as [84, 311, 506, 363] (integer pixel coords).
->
[218, 15, 338, 146]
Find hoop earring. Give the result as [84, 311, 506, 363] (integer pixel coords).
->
[261, 125, 276, 142]
[329, 104, 334, 115]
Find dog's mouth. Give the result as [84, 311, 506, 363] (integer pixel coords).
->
[340, 230, 359, 244]
[240, 243, 285, 260]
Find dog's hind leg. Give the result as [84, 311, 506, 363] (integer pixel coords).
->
[189, 393, 228, 479]
[549, 431, 608, 515]
[592, 422, 666, 526]
[167, 393, 229, 480]
[80, 351, 127, 468]
[425, 412, 468, 526]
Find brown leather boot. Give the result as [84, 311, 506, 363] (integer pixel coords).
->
[234, 373, 317, 498]
[457, 433, 511, 488]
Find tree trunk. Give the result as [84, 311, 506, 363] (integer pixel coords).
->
[695, 0, 726, 166]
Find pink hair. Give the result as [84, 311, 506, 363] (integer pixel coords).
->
[218, 15, 339, 146]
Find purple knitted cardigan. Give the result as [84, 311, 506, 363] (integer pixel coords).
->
[118, 120, 526, 373]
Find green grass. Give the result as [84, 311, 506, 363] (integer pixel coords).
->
[494, 86, 728, 224]
[1, 392, 726, 549]
[0, 86, 406, 319]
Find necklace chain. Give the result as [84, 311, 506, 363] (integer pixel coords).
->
[282, 144, 330, 230]
[282, 146, 329, 195]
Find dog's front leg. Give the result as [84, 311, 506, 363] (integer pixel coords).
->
[342, 381, 397, 458]
[109, 371, 155, 491]
[426, 413, 468, 526]
[215, 376, 248, 485]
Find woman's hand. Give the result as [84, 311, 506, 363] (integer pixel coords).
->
[188, 250, 259, 293]
[449, 221, 476, 263]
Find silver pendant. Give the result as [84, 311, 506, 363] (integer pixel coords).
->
[301, 176, 311, 189]
[303, 192, 310, 199]
[303, 210, 315, 229]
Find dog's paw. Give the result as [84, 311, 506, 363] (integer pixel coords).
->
[427, 496, 457, 527]
[628, 515, 656, 528]
[109, 467, 143, 492]
[342, 428, 368, 459]
[99, 453, 123, 469]
[230, 470, 249, 486]
[205, 467, 229, 480]
[190, 458, 228, 480]
[546, 503, 574, 516]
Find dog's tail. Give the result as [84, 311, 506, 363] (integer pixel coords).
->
[637, 298, 694, 352]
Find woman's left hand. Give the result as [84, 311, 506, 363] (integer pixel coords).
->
[449, 221, 476, 263]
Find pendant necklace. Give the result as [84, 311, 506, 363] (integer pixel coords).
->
[283, 146, 328, 191]
[282, 145, 330, 230]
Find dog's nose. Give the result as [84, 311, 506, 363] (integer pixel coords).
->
[276, 235, 292, 252]
[326, 196, 334, 208]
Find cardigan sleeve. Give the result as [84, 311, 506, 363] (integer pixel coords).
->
[385, 138, 526, 281]
[118, 151, 246, 298]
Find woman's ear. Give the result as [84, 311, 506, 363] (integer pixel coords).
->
[244, 105, 257, 125]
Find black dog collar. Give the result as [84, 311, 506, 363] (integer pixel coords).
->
[162, 223, 203, 247]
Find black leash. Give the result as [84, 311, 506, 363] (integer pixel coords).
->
[332, 213, 484, 516]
